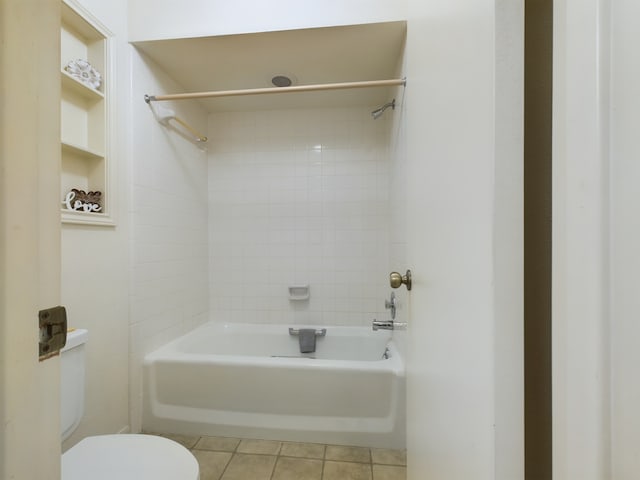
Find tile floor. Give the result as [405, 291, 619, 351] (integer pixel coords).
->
[156, 433, 407, 480]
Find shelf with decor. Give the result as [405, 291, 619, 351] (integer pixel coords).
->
[60, 0, 114, 226]
[61, 69, 105, 101]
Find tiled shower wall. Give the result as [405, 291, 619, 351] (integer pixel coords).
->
[207, 107, 392, 326]
[130, 50, 209, 430]
[131, 51, 209, 354]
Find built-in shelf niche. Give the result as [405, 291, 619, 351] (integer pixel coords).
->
[60, 0, 114, 226]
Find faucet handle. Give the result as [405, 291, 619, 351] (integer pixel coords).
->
[384, 291, 397, 320]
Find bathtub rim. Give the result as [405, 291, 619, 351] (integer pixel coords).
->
[144, 321, 405, 376]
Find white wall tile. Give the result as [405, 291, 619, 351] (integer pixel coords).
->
[129, 49, 209, 431]
[208, 106, 392, 327]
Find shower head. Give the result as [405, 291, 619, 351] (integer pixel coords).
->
[371, 99, 396, 120]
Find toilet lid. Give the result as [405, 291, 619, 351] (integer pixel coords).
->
[62, 434, 199, 480]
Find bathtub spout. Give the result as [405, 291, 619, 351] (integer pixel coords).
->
[372, 320, 407, 331]
[372, 320, 394, 331]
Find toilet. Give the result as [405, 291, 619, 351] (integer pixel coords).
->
[60, 329, 199, 480]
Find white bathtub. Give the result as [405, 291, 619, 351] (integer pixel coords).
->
[142, 322, 405, 449]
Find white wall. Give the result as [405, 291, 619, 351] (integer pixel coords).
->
[129, 50, 209, 432]
[60, 0, 131, 449]
[493, 1, 525, 478]
[608, 0, 639, 477]
[128, 0, 406, 41]
[207, 107, 392, 326]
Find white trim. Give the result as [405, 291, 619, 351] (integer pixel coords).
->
[552, 0, 611, 478]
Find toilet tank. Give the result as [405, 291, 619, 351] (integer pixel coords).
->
[60, 329, 89, 442]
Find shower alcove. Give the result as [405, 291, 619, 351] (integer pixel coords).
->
[130, 21, 408, 444]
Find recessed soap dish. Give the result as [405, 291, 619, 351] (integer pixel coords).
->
[288, 285, 310, 300]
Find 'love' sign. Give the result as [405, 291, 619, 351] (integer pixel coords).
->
[62, 189, 102, 213]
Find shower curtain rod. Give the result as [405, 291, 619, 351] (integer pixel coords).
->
[144, 78, 406, 103]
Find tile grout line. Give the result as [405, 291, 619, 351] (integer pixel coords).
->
[321, 444, 327, 479]
[216, 438, 236, 480]
[218, 453, 233, 480]
[267, 441, 283, 480]
[221, 437, 243, 480]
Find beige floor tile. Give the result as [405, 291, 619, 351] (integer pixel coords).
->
[371, 448, 407, 466]
[372, 464, 407, 480]
[220, 453, 277, 480]
[271, 457, 323, 480]
[280, 441, 326, 459]
[325, 445, 371, 463]
[195, 436, 241, 452]
[323, 460, 372, 480]
[191, 450, 232, 480]
[236, 438, 282, 455]
[161, 432, 200, 449]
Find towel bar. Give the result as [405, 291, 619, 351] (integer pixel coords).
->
[288, 328, 326, 337]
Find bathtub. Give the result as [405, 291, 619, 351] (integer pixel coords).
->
[142, 322, 405, 449]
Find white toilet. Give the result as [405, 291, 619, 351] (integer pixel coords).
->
[60, 329, 199, 480]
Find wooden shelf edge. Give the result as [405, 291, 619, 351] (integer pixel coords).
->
[61, 141, 104, 160]
[61, 209, 115, 227]
[61, 69, 104, 101]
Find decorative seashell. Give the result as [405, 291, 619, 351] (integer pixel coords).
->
[64, 59, 102, 90]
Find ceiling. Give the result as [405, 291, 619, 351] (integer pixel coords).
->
[133, 21, 406, 112]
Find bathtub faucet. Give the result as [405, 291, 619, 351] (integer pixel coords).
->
[372, 319, 407, 331]
[372, 319, 394, 331]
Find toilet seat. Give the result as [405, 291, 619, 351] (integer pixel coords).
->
[62, 434, 199, 480]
